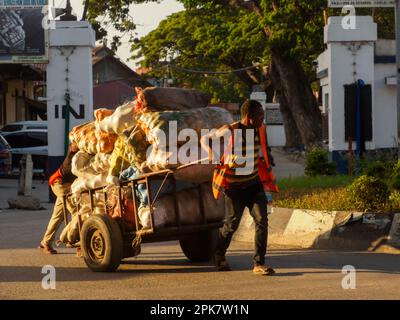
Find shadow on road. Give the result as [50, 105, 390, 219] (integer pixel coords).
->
[1, 248, 399, 284]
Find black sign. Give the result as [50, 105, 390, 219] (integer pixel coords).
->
[0, 8, 47, 63]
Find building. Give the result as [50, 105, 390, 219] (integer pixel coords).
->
[93, 45, 150, 109]
[0, 45, 150, 128]
[316, 16, 398, 173]
[0, 63, 46, 127]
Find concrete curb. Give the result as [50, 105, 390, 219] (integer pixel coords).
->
[233, 207, 400, 253]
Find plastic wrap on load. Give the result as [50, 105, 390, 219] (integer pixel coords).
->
[137, 107, 234, 147]
[90, 153, 111, 174]
[72, 151, 96, 176]
[145, 146, 179, 171]
[71, 173, 108, 194]
[95, 101, 137, 135]
[72, 151, 111, 177]
[69, 122, 98, 154]
[138, 184, 225, 229]
[94, 108, 114, 122]
[108, 129, 150, 177]
[95, 130, 118, 154]
[142, 87, 211, 111]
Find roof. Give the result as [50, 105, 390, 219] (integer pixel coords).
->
[93, 80, 137, 109]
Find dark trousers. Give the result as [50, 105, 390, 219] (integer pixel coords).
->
[216, 182, 268, 266]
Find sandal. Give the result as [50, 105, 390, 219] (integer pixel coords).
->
[253, 265, 276, 276]
[38, 244, 57, 255]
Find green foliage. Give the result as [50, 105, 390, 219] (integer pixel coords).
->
[305, 148, 336, 177]
[131, 8, 264, 102]
[389, 160, 400, 190]
[364, 160, 391, 179]
[346, 175, 390, 212]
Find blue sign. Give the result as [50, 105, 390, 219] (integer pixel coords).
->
[0, 0, 48, 7]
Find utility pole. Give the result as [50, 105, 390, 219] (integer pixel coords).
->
[396, 0, 400, 150]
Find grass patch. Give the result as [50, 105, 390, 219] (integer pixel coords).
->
[274, 187, 353, 211]
[274, 175, 395, 212]
[277, 175, 355, 191]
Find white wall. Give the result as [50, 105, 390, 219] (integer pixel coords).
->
[325, 16, 377, 152]
[374, 63, 398, 148]
[267, 126, 286, 147]
[47, 21, 95, 157]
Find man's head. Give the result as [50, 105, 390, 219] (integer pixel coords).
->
[240, 100, 264, 128]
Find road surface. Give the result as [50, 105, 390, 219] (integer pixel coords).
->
[0, 207, 399, 300]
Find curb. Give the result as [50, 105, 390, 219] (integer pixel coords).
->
[233, 207, 400, 253]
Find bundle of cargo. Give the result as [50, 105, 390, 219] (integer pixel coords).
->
[138, 183, 225, 229]
[59, 87, 233, 244]
[142, 87, 211, 111]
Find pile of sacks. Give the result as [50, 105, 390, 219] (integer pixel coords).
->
[62, 87, 232, 241]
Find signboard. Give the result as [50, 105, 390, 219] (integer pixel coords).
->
[0, 1, 48, 63]
[329, 0, 395, 7]
[0, 1, 47, 8]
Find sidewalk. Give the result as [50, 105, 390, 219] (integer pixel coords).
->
[0, 178, 50, 211]
[271, 148, 305, 179]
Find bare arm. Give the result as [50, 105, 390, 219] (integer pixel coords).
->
[200, 124, 232, 164]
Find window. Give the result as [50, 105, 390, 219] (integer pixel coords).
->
[25, 132, 47, 147]
[4, 132, 26, 148]
[1, 124, 23, 132]
[26, 126, 47, 130]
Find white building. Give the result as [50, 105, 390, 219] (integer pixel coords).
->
[317, 16, 398, 172]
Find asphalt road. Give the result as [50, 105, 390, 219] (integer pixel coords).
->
[0, 208, 399, 300]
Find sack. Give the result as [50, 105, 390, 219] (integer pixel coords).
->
[108, 129, 150, 177]
[72, 151, 111, 177]
[69, 122, 98, 154]
[109, 188, 137, 231]
[95, 101, 137, 135]
[137, 107, 233, 147]
[71, 151, 96, 177]
[59, 205, 90, 245]
[71, 173, 108, 194]
[138, 183, 224, 229]
[142, 87, 211, 111]
[95, 130, 118, 154]
[94, 108, 114, 122]
[173, 164, 214, 183]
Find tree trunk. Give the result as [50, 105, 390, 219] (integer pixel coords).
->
[278, 91, 303, 148]
[270, 49, 322, 149]
[269, 62, 303, 148]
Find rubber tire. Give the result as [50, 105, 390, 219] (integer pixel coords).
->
[179, 229, 218, 262]
[81, 215, 123, 272]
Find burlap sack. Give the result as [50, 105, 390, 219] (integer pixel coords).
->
[143, 87, 211, 111]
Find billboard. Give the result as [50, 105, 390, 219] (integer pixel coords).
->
[0, 0, 48, 63]
[328, 0, 395, 7]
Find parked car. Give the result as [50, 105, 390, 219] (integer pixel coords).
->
[0, 121, 47, 133]
[0, 134, 12, 176]
[2, 129, 48, 174]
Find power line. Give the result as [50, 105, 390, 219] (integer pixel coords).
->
[168, 63, 261, 75]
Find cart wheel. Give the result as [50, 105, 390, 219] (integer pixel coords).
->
[81, 215, 123, 272]
[179, 229, 218, 262]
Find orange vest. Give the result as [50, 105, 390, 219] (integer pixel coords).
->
[212, 123, 279, 200]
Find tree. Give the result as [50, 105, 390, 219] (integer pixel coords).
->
[179, 0, 326, 148]
[131, 7, 266, 103]
[88, 0, 327, 148]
